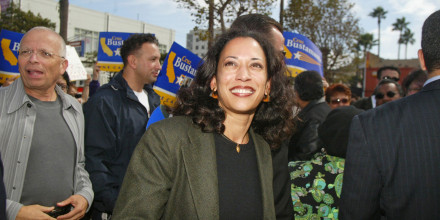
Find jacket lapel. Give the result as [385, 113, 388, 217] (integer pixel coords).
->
[251, 129, 276, 220]
[181, 127, 219, 219]
[181, 124, 275, 219]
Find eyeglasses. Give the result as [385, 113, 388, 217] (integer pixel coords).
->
[19, 49, 65, 60]
[330, 98, 349, 105]
[382, 76, 400, 82]
[376, 91, 396, 99]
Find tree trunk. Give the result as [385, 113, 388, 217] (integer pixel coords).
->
[378, 19, 380, 57]
[208, 0, 214, 49]
[279, 0, 284, 28]
[321, 47, 330, 80]
[59, 0, 69, 42]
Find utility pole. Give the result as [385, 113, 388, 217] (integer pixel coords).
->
[59, 0, 69, 42]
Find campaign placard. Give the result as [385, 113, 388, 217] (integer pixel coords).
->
[96, 32, 133, 72]
[0, 29, 23, 84]
[283, 31, 323, 77]
[153, 42, 202, 106]
[66, 45, 87, 81]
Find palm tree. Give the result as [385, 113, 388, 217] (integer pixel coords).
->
[356, 33, 378, 55]
[392, 17, 410, 60]
[400, 28, 415, 59]
[369, 6, 387, 57]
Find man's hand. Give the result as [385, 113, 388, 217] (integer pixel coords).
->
[92, 63, 100, 81]
[16, 205, 56, 220]
[2, 75, 19, 87]
[56, 195, 88, 220]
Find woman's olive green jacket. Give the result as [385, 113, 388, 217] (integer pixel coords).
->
[112, 116, 276, 220]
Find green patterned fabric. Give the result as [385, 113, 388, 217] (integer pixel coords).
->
[289, 151, 345, 219]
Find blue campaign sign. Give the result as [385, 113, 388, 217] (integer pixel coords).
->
[0, 29, 23, 83]
[153, 42, 202, 106]
[283, 31, 323, 77]
[97, 32, 133, 72]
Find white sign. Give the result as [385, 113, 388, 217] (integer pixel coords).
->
[65, 45, 87, 81]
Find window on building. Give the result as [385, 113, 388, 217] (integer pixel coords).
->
[195, 45, 199, 50]
[74, 28, 99, 56]
[159, 44, 167, 54]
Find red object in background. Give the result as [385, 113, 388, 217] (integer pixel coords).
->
[363, 52, 420, 97]
[364, 68, 414, 97]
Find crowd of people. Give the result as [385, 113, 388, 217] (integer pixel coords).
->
[0, 9, 439, 220]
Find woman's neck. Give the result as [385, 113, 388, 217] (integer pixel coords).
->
[222, 113, 254, 144]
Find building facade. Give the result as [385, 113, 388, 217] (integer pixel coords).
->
[11, 0, 175, 56]
[186, 29, 222, 58]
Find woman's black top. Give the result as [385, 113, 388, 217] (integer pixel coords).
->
[214, 133, 263, 220]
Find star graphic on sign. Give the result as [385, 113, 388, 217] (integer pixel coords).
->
[114, 48, 121, 56]
[294, 51, 302, 60]
[176, 74, 185, 85]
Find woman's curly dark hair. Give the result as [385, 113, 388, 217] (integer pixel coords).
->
[172, 30, 295, 149]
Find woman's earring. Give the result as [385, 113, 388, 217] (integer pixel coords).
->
[263, 92, 270, 102]
[210, 89, 218, 99]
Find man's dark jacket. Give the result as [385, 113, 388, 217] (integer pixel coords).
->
[83, 72, 160, 214]
[288, 98, 331, 161]
[340, 79, 440, 219]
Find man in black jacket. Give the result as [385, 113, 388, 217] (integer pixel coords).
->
[288, 70, 331, 161]
[83, 34, 161, 219]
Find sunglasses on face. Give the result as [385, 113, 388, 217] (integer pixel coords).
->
[376, 91, 396, 99]
[330, 98, 349, 105]
[382, 76, 400, 82]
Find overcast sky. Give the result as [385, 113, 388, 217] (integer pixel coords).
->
[72, 0, 439, 60]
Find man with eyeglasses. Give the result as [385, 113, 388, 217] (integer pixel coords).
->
[0, 27, 93, 220]
[374, 79, 403, 107]
[340, 10, 440, 219]
[354, 66, 401, 110]
[377, 66, 401, 82]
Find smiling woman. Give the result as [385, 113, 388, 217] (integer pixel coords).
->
[112, 30, 296, 220]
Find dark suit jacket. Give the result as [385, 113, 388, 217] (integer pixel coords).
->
[112, 116, 277, 220]
[340, 79, 440, 219]
[288, 98, 331, 161]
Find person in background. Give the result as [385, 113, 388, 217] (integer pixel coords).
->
[112, 30, 295, 219]
[0, 26, 93, 220]
[402, 69, 428, 96]
[289, 106, 363, 219]
[374, 79, 403, 107]
[325, 83, 352, 109]
[376, 66, 401, 82]
[83, 33, 161, 219]
[57, 72, 70, 94]
[288, 70, 331, 162]
[89, 62, 101, 97]
[340, 10, 440, 219]
[353, 66, 401, 110]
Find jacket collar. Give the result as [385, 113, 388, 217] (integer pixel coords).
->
[299, 97, 326, 117]
[112, 71, 155, 101]
[8, 77, 80, 114]
[181, 119, 275, 219]
[422, 77, 440, 92]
